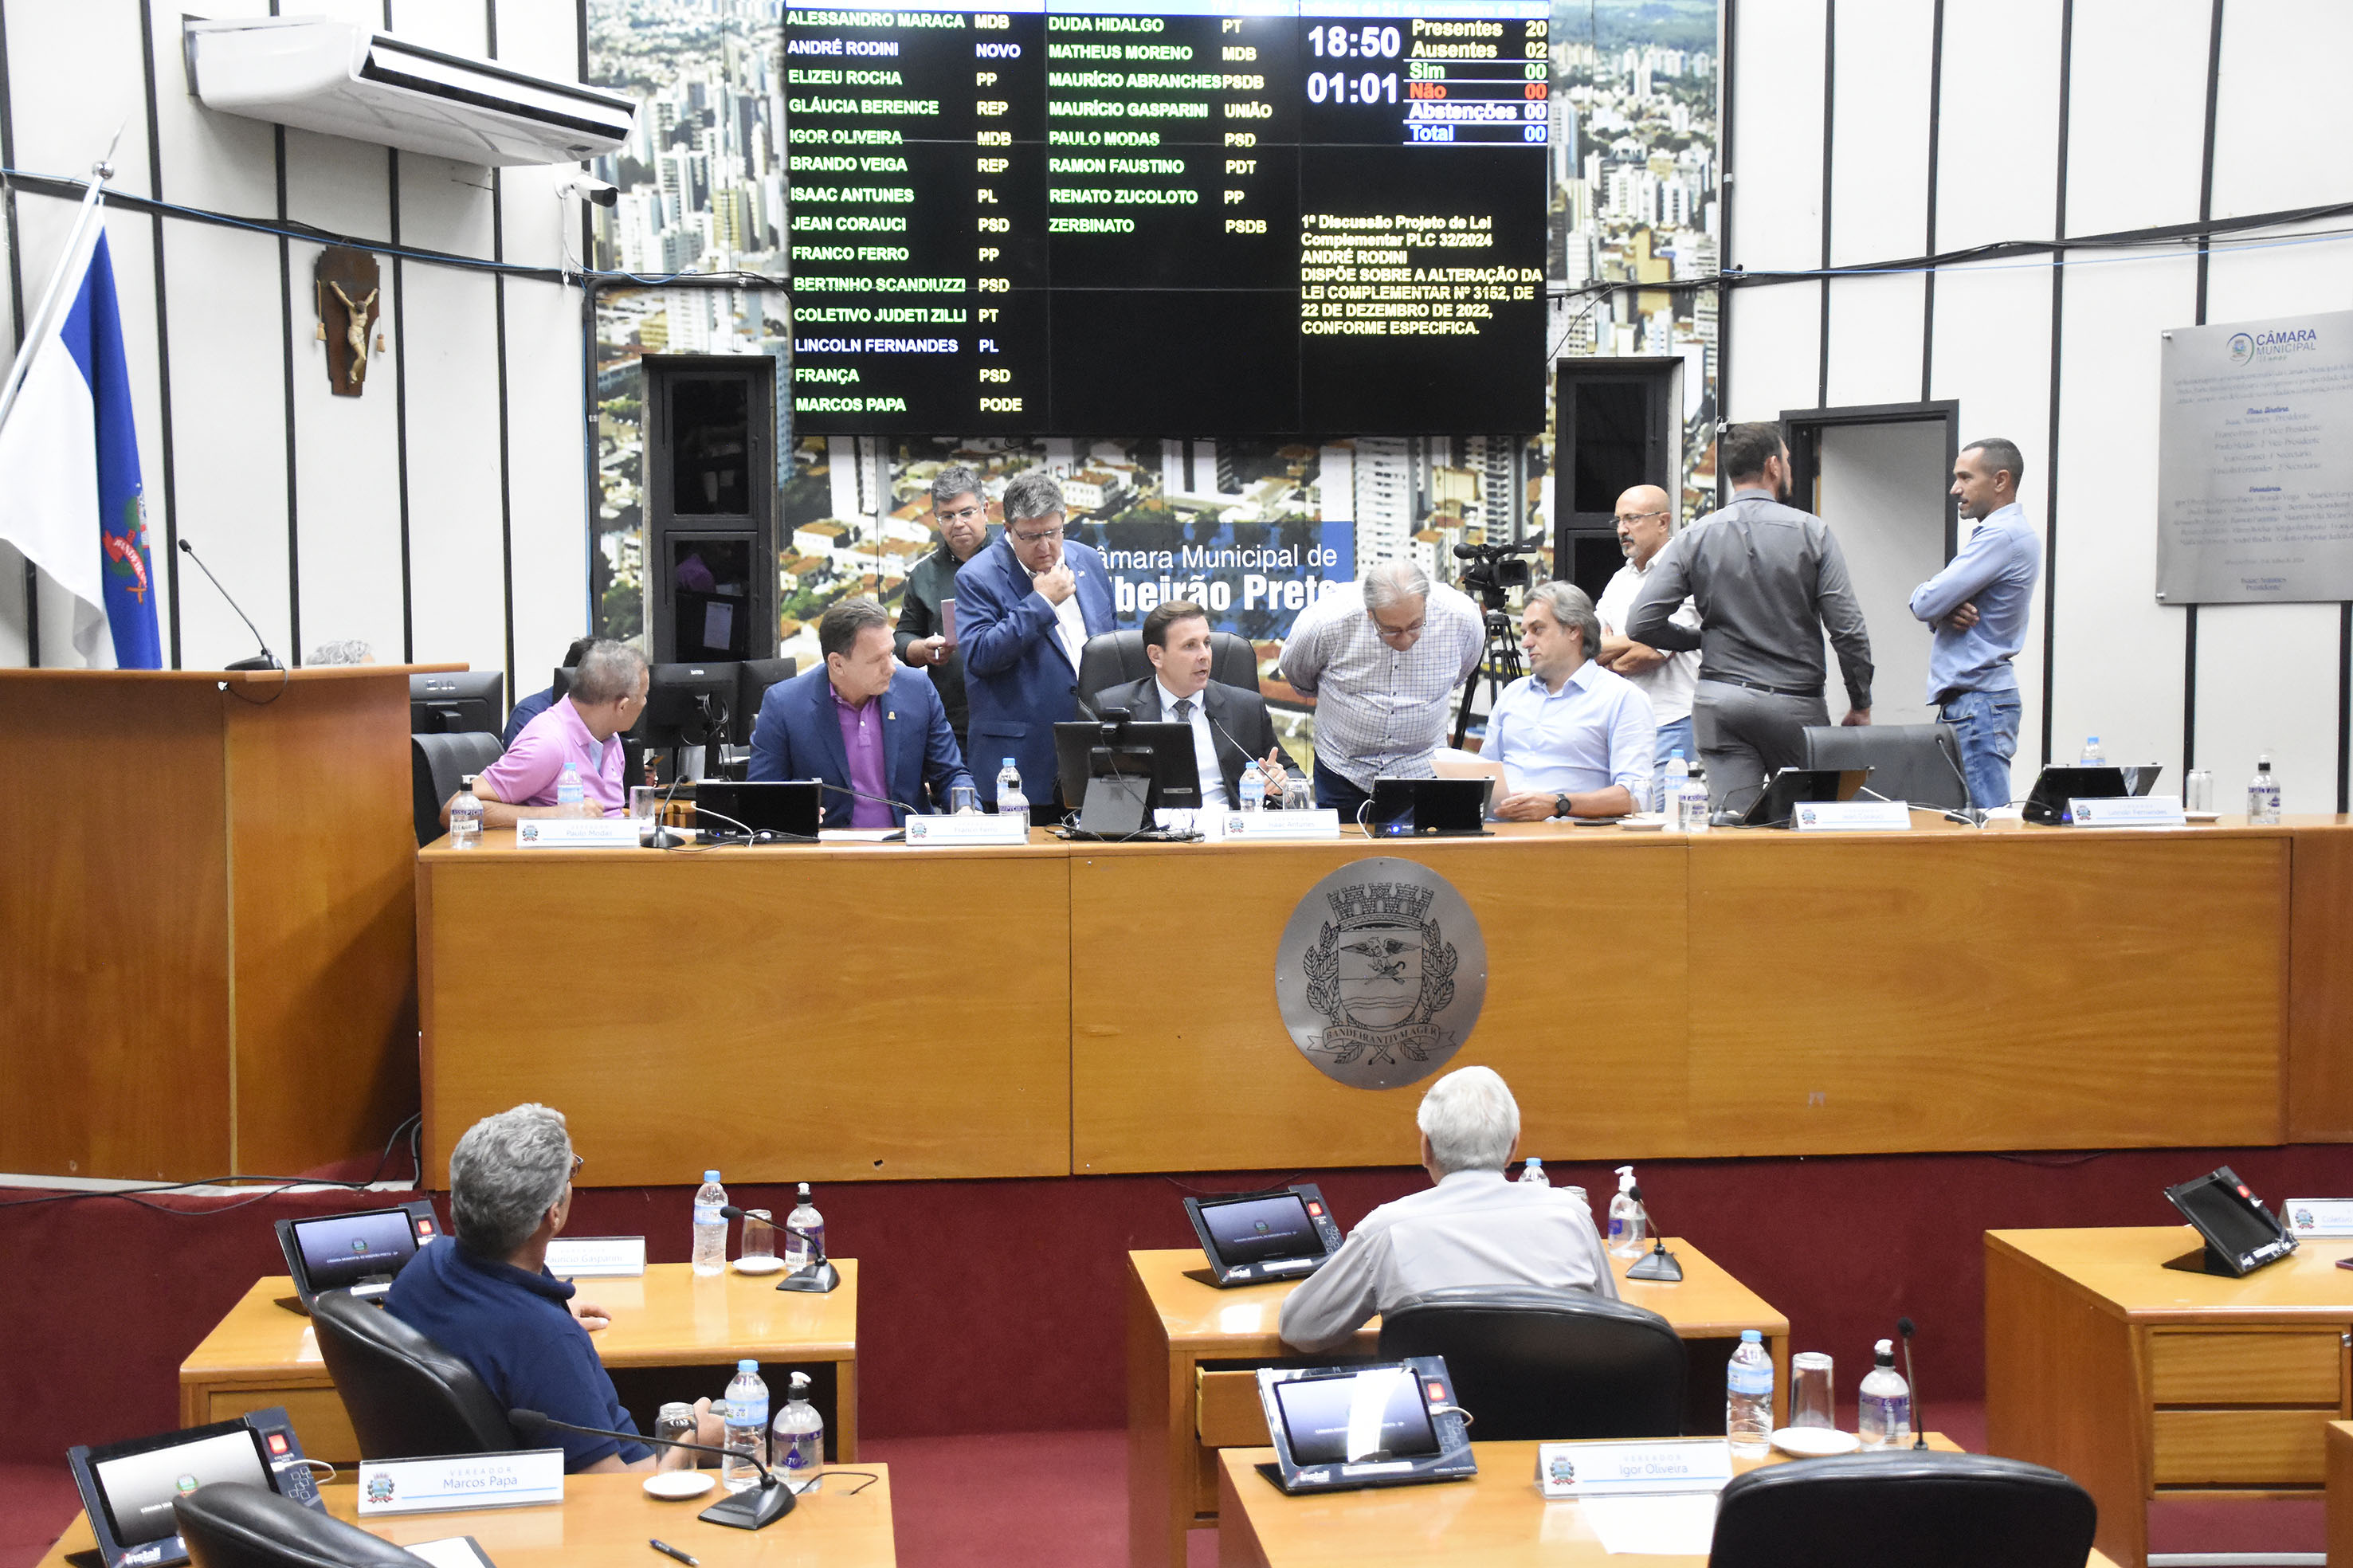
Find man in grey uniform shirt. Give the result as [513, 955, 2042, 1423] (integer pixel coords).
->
[1277, 1066, 1617, 1354]
[1626, 421, 1874, 813]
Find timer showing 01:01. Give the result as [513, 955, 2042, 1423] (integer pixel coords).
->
[1308, 24, 1402, 58]
[1306, 69, 1397, 104]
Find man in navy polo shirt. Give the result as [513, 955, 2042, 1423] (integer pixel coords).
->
[389, 1103, 711, 1472]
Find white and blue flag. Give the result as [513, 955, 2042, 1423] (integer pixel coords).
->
[0, 222, 159, 668]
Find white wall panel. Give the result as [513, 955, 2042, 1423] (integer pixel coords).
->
[502, 280, 591, 680]
[2210, 0, 2353, 221]
[0, 542, 28, 663]
[1817, 419, 1949, 727]
[1727, 0, 1826, 274]
[1933, 0, 2062, 251]
[154, 1, 280, 220]
[1723, 280, 1820, 425]
[400, 265, 509, 681]
[2062, 0, 2209, 238]
[1822, 272, 1927, 409]
[493, 0, 590, 276]
[1827, 0, 1931, 268]
[2045, 252, 2198, 770]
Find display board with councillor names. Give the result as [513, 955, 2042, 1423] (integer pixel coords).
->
[784, 0, 1548, 435]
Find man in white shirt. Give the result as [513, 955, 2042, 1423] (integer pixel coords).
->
[1094, 600, 1299, 806]
[1594, 484, 1700, 809]
[1279, 1066, 1618, 1354]
[1481, 581, 1655, 819]
[1277, 561, 1484, 817]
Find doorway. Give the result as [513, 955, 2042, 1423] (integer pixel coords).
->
[1782, 402, 1958, 726]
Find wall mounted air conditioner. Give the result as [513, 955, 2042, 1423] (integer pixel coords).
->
[184, 17, 637, 167]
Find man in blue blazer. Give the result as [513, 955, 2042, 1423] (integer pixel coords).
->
[955, 468, 1117, 815]
[747, 597, 973, 826]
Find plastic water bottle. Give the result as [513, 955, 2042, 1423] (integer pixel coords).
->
[1727, 1330, 1774, 1456]
[692, 1170, 728, 1276]
[1240, 758, 1267, 810]
[449, 775, 484, 848]
[2249, 752, 2281, 825]
[785, 1182, 825, 1272]
[2078, 735, 2104, 765]
[1519, 1156, 1548, 1186]
[1661, 751, 1687, 816]
[1606, 1165, 1647, 1258]
[995, 758, 1028, 817]
[1858, 1338, 1912, 1449]
[1678, 765, 1711, 834]
[720, 1360, 769, 1491]
[771, 1371, 825, 1493]
[557, 762, 585, 806]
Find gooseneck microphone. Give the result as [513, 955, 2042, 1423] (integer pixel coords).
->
[508, 1409, 794, 1529]
[720, 1203, 841, 1293]
[1896, 1316, 1925, 1449]
[175, 538, 280, 671]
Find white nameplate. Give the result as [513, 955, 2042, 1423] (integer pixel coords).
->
[2068, 794, 2187, 829]
[514, 818, 638, 849]
[903, 813, 1028, 845]
[1535, 1437, 1733, 1500]
[1790, 799, 1910, 832]
[543, 1235, 646, 1277]
[356, 1450, 563, 1515]
[1211, 809, 1340, 841]
[2285, 1198, 2353, 1237]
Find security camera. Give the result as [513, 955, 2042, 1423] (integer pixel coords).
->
[556, 176, 619, 209]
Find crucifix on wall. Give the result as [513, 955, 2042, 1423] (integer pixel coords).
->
[314, 246, 382, 396]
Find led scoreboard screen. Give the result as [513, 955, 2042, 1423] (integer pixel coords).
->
[785, 0, 1548, 434]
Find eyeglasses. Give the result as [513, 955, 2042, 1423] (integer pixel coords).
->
[1614, 509, 1669, 523]
[570, 1153, 586, 1176]
[1371, 617, 1426, 641]
[1010, 523, 1065, 545]
[938, 503, 986, 523]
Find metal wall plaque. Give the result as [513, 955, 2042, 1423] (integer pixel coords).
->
[2157, 308, 2353, 604]
[1275, 857, 1488, 1090]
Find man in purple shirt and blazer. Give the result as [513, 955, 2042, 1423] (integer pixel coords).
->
[747, 597, 973, 826]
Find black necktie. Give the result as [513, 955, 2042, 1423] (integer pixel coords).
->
[1175, 698, 1195, 724]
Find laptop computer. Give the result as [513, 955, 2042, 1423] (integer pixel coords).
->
[273, 1199, 442, 1315]
[1182, 1184, 1346, 1288]
[1255, 1358, 1477, 1494]
[1738, 767, 1871, 828]
[2022, 764, 2131, 825]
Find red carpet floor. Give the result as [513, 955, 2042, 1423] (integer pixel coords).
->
[2, 1412, 2330, 1566]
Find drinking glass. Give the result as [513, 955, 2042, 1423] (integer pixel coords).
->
[655, 1402, 698, 1472]
[1790, 1352, 1835, 1429]
[739, 1208, 776, 1264]
[629, 785, 661, 838]
[2185, 770, 2214, 813]
[1282, 776, 1312, 811]
[948, 782, 980, 816]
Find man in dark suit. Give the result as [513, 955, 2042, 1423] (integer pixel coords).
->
[1096, 599, 1301, 807]
[747, 597, 973, 827]
[955, 468, 1116, 816]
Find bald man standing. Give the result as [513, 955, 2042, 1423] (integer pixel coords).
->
[1593, 484, 1700, 809]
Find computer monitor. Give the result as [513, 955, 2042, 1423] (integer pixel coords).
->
[1053, 719, 1199, 821]
[1367, 777, 1492, 837]
[731, 657, 798, 746]
[639, 661, 736, 754]
[408, 671, 504, 735]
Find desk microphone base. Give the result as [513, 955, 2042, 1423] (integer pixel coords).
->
[698, 1480, 795, 1530]
[1625, 1243, 1684, 1283]
[775, 1260, 841, 1294]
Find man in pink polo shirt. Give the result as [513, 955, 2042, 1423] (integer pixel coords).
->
[441, 641, 649, 828]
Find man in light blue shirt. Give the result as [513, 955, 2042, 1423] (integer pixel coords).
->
[1484, 581, 1655, 819]
[1908, 437, 2043, 809]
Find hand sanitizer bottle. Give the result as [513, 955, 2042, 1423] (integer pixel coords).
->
[1607, 1165, 1647, 1258]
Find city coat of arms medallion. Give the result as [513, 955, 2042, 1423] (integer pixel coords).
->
[1275, 857, 1488, 1089]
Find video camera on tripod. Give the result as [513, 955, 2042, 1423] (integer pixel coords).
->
[1453, 538, 1543, 611]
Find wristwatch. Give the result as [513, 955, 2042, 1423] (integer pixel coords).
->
[1553, 793, 1572, 819]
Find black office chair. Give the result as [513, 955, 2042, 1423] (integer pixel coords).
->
[1800, 722, 1971, 813]
[410, 731, 505, 846]
[173, 1483, 419, 1568]
[309, 1288, 519, 1460]
[1707, 1451, 2097, 1568]
[1375, 1285, 1685, 1441]
[1075, 628, 1260, 704]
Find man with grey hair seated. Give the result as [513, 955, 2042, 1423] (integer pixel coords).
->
[1277, 1066, 1616, 1354]
[387, 1103, 721, 1472]
[447, 639, 649, 829]
[1480, 580, 1655, 819]
[1277, 559, 1484, 818]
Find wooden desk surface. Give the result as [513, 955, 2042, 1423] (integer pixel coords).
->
[181, 1262, 861, 1385]
[1986, 1227, 2353, 1322]
[33, 1468, 894, 1568]
[1214, 1435, 2118, 1567]
[1129, 1240, 1787, 1350]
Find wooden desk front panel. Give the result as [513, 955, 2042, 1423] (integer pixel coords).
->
[1688, 834, 2288, 1154]
[1071, 837, 1689, 1173]
[421, 848, 1071, 1183]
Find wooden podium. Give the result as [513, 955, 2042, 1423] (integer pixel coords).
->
[0, 665, 441, 1182]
